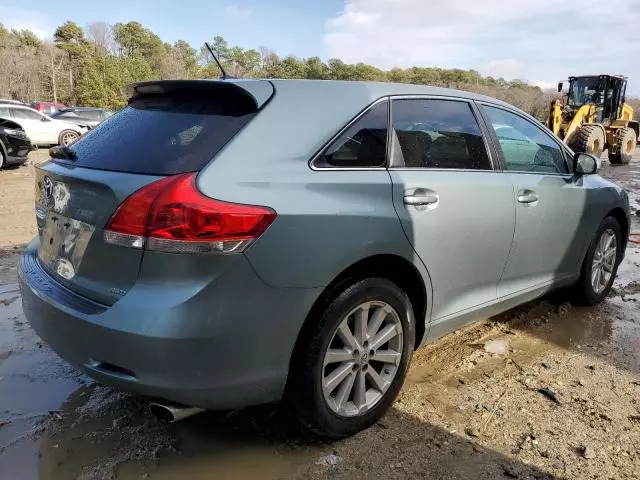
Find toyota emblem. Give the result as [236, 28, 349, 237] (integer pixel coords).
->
[43, 176, 54, 199]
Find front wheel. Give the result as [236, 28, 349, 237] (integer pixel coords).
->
[574, 216, 622, 305]
[287, 278, 415, 438]
[59, 130, 79, 146]
[609, 127, 636, 165]
[570, 125, 605, 157]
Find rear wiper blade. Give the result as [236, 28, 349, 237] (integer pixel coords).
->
[49, 145, 77, 161]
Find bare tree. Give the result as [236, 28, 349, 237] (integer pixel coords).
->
[43, 43, 65, 102]
[86, 22, 114, 54]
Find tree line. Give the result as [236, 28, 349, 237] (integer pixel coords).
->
[2, 20, 557, 119]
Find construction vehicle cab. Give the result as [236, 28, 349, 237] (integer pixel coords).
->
[547, 75, 638, 164]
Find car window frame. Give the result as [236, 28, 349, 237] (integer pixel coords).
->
[475, 101, 574, 176]
[309, 97, 391, 171]
[387, 95, 499, 172]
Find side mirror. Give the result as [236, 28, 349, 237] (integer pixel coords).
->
[573, 152, 599, 175]
[557, 82, 563, 93]
[40, 116, 50, 122]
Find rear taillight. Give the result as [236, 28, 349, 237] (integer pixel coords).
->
[104, 173, 276, 254]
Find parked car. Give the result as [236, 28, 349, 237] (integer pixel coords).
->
[0, 118, 32, 168]
[31, 101, 67, 115]
[19, 80, 630, 438]
[50, 107, 113, 130]
[0, 104, 86, 146]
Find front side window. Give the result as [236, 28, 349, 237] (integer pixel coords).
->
[392, 99, 491, 170]
[568, 77, 602, 107]
[13, 108, 43, 121]
[315, 100, 388, 168]
[483, 106, 568, 174]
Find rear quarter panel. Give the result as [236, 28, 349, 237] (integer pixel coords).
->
[197, 82, 433, 317]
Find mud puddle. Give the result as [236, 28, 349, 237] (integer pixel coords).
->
[0, 284, 84, 480]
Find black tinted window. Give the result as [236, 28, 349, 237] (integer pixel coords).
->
[316, 101, 388, 168]
[65, 92, 256, 175]
[392, 99, 491, 170]
[483, 106, 568, 174]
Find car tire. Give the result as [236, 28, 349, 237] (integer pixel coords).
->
[58, 130, 79, 146]
[287, 278, 415, 439]
[0, 147, 5, 169]
[574, 216, 622, 305]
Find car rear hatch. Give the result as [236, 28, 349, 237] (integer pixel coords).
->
[34, 80, 274, 306]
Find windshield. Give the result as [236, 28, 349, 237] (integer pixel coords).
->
[568, 77, 602, 106]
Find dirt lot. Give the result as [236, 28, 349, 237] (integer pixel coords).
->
[0, 149, 639, 479]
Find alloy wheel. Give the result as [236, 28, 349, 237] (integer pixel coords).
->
[322, 301, 403, 417]
[61, 131, 78, 146]
[591, 228, 617, 294]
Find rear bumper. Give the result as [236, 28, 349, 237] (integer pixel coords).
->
[3, 137, 31, 164]
[19, 239, 320, 409]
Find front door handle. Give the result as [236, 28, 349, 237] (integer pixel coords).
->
[403, 188, 439, 207]
[517, 189, 538, 204]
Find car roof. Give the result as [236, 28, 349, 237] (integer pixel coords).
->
[255, 79, 515, 108]
[199, 79, 532, 181]
[3, 104, 42, 113]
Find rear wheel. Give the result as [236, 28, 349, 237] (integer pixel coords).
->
[0, 148, 5, 169]
[574, 216, 622, 305]
[569, 125, 605, 157]
[287, 278, 415, 438]
[609, 127, 636, 164]
[59, 130, 79, 146]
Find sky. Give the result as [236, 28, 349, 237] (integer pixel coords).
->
[2, 0, 640, 95]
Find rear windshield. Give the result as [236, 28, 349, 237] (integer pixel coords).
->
[64, 91, 257, 175]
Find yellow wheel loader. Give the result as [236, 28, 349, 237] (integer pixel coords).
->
[547, 75, 638, 164]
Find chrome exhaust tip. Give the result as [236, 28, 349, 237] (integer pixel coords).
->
[149, 402, 205, 422]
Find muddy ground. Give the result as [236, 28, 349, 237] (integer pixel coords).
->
[0, 149, 639, 480]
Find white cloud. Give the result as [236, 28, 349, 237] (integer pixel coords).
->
[0, 5, 55, 40]
[484, 59, 525, 79]
[325, 0, 640, 94]
[224, 5, 254, 19]
[534, 80, 560, 91]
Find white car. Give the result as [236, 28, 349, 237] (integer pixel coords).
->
[0, 104, 86, 146]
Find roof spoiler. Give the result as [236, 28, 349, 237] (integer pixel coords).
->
[122, 80, 274, 109]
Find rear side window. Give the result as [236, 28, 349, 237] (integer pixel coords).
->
[0, 106, 10, 118]
[314, 100, 388, 168]
[66, 91, 257, 175]
[392, 99, 491, 170]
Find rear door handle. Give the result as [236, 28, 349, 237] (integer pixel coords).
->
[517, 189, 538, 204]
[403, 188, 439, 207]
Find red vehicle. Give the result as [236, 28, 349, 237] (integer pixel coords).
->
[31, 101, 67, 115]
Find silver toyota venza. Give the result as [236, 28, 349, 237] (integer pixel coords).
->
[20, 80, 630, 438]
